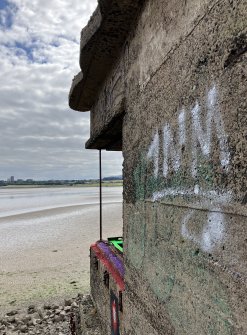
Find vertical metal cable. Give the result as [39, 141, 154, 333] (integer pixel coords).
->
[99, 149, 102, 241]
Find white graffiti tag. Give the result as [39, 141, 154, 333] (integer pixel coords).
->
[181, 209, 225, 252]
[146, 85, 230, 252]
[191, 86, 230, 177]
[163, 109, 186, 177]
[147, 85, 230, 178]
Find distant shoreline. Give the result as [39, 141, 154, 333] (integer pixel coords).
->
[0, 182, 123, 189]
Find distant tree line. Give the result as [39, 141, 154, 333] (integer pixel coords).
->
[102, 175, 122, 181]
[0, 176, 123, 187]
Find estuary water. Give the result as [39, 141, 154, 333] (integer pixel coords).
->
[0, 186, 123, 313]
[0, 186, 122, 218]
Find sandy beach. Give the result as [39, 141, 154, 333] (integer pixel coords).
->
[0, 187, 123, 316]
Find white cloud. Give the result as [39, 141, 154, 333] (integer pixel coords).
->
[0, 0, 123, 180]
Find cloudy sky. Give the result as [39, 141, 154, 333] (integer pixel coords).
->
[0, 0, 123, 180]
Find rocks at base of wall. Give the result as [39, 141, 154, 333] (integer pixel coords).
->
[75, 295, 102, 335]
[0, 294, 102, 335]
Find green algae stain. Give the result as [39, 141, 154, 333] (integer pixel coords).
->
[196, 155, 214, 189]
[133, 153, 165, 201]
[133, 153, 147, 201]
[140, 217, 233, 335]
[126, 202, 146, 269]
[131, 151, 233, 334]
[133, 151, 216, 203]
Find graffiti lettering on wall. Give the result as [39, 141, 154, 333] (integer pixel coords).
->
[181, 208, 225, 252]
[147, 85, 230, 182]
[134, 85, 232, 252]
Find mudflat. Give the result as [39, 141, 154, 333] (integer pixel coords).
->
[0, 187, 123, 316]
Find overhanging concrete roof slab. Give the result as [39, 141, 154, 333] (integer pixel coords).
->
[69, 0, 143, 112]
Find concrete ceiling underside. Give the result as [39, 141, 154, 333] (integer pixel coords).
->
[85, 113, 124, 151]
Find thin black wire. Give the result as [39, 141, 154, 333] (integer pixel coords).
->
[99, 149, 102, 241]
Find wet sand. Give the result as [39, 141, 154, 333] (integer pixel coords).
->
[0, 187, 122, 315]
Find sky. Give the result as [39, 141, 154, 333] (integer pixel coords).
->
[0, 0, 123, 180]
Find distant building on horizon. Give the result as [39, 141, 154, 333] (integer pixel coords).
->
[7, 176, 15, 183]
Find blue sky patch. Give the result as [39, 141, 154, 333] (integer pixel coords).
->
[15, 42, 34, 61]
[0, 1, 17, 29]
[0, 0, 9, 10]
[14, 42, 49, 64]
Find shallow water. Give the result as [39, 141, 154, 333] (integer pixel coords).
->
[0, 186, 122, 217]
[0, 186, 123, 313]
[0, 187, 123, 252]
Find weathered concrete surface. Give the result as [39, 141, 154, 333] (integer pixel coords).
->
[122, 0, 247, 333]
[90, 246, 124, 334]
[69, 0, 140, 149]
[90, 247, 112, 334]
[86, 56, 125, 150]
[70, 0, 247, 333]
[69, 0, 142, 112]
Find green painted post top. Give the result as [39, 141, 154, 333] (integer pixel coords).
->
[108, 237, 123, 253]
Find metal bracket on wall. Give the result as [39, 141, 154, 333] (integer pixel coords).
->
[103, 270, 110, 288]
[119, 291, 123, 312]
[93, 256, 99, 271]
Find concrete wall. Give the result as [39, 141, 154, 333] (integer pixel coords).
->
[90, 55, 125, 140]
[121, 0, 247, 334]
[75, 0, 247, 333]
[90, 246, 124, 334]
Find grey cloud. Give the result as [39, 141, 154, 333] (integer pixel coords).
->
[0, 0, 123, 180]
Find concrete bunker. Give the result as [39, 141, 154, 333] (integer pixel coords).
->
[69, 0, 247, 334]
